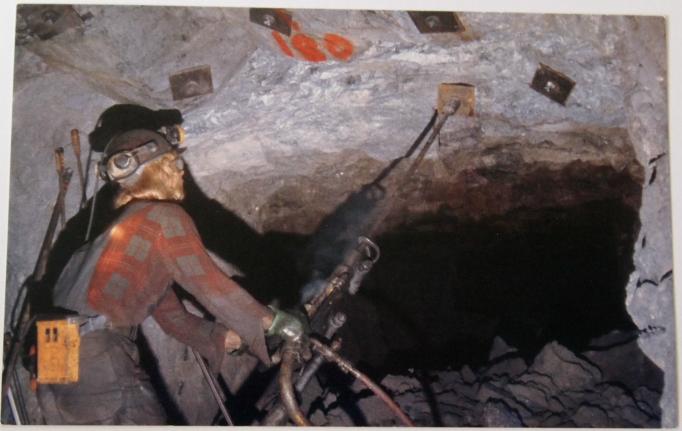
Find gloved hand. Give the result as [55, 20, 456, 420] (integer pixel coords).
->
[266, 306, 308, 344]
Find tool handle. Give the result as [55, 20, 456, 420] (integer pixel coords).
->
[54, 148, 67, 227]
[191, 349, 234, 425]
[70, 129, 81, 157]
[35, 168, 72, 281]
[54, 147, 65, 176]
[71, 128, 88, 209]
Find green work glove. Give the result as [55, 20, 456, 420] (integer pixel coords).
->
[266, 307, 308, 344]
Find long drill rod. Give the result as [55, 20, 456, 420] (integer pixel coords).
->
[365, 99, 460, 238]
[53, 148, 66, 228]
[70, 129, 87, 209]
[191, 349, 234, 425]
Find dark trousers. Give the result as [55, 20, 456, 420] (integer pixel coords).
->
[37, 328, 166, 425]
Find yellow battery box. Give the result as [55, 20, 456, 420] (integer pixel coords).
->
[36, 319, 80, 384]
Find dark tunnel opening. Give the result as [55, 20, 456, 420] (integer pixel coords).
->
[287, 174, 664, 426]
[337, 198, 640, 377]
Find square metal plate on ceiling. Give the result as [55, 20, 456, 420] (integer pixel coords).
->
[530, 63, 576, 105]
[249, 8, 292, 36]
[408, 11, 465, 34]
[169, 65, 214, 101]
[17, 5, 83, 40]
[438, 83, 476, 116]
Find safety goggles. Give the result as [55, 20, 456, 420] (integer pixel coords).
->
[101, 139, 178, 182]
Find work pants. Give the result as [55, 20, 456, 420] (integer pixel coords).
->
[37, 328, 166, 425]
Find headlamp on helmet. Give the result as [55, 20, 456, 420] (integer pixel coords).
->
[99, 129, 183, 182]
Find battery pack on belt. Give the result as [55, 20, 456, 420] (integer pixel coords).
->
[36, 318, 81, 384]
[36, 315, 112, 384]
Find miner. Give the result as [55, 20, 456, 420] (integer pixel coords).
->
[38, 116, 302, 424]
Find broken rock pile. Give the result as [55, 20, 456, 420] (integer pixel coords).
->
[309, 335, 662, 427]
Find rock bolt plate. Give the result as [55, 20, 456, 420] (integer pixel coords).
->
[169, 65, 214, 101]
[438, 83, 476, 116]
[408, 11, 465, 34]
[17, 5, 83, 40]
[249, 8, 292, 36]
[530, 63, 575, 105]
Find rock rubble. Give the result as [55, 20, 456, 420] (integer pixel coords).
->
[308, 334, 662, 427]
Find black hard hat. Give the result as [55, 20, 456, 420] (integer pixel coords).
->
[89, 104, 183, 153]
[104, 129, 173, 157]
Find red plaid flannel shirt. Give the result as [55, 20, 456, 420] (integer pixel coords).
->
[87, 201, 272, 367]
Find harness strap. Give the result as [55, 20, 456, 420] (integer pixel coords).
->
[73, 315, 112, 336]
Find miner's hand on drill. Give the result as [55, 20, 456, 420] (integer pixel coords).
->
[263, 307, 311, 363]
[226, 309, 308, 360]
[266, 308, 307, 343]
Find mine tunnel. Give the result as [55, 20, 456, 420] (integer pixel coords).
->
[345, 161, 643, 374]
[247, 144, 664, 427]
[4, 5, 674, 428]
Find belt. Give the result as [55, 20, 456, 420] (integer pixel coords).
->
[74, 315, 112, 336]
[72, 315, 137, 340]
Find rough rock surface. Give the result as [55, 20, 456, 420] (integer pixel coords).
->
[5, 6, 673, 425]
[310, 337, 662, 427]
[618, 18, 676, 426]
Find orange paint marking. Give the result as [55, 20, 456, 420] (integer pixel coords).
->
[291, 33, 327, 62]
[272, 31, 294, 57]
[270, 18, 353, 62]
[323, 33, 354, 61]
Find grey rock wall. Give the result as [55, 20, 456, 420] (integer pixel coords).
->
[6, 6, 673, 425]
[619, 17, 676, 427]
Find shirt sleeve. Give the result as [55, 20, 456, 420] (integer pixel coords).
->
[149, 203, 273, 366]
[152, 288, 229, 372]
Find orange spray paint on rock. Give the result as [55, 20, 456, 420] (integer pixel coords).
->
[272, 31, 294, 57]
[324, 33, 354, 61]
[291, 33, 327, 62]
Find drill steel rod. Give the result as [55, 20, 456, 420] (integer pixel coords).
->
[366, 99, 460, 239]
[304, 100, 460, 320]
[70, 129, 87, 209]
[53, 148, 66, 228]
[191, 348, 234, 425]
[405, 99, 461, 179]
[35, 168, 72, 281]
